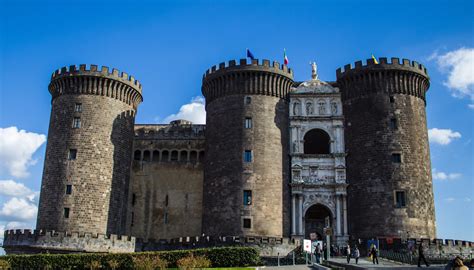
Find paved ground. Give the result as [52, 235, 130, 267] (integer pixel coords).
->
[326, 256, 445, 269]
[258, 257, 445, 270]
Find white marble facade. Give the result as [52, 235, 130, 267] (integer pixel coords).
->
[289, 73, 349, 246]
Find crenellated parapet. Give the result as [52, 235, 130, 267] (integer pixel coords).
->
[49, 64, 143, 109]
[336, 57, 430, 102]
[202, 59, 294, 104]
[3, 229, 135, 254]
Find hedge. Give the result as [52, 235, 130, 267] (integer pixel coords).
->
[1, 246, 261, 269]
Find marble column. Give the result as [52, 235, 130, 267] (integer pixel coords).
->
[336, 195, 341, 236]
[299, 195, 304, 235]
[343, 195, 348, 236]
[291, 195, 296, 235]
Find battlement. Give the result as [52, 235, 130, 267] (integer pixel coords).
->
[48, 64, 143, 109]
[51, 64, 142, 92]
[336, 57, 430, 102]
[203, 59, 293, 80]
[336, 57, 428, 79]
[3, 229, 135, 254]
[134, 122, 206, 140]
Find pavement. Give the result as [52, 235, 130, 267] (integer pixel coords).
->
[258, 257, 446, 270]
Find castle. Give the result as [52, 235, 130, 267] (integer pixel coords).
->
[3, 56, 438, 254]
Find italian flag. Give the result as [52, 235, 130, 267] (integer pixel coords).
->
[284, 49, 289, 65]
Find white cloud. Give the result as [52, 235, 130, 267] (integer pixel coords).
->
[0, 197, 38, 221]
[432, 169, 462, 181]
[0, 180, 34, 197]
[431, 47, 474, 106]
[0, 127, 46, 178]
[464, 197, 472, 202]
[444, 197, 455, 203]
[161, 96, 206, 124]
[428, 128, 461, 145]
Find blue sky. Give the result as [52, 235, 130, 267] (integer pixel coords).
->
[0, 0, 473, 253]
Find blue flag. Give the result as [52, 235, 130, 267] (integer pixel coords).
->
[246, 49, 255, 60]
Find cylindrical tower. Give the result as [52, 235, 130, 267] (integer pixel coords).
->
[336, 57, 436, 239]
[37, 64, 143, 235]
[201, 59, 293, 237]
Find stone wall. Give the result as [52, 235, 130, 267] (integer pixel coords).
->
[3, 229, 135, 254]
[337, 58, 436, 239]
[127, 122, 205, 240]
[201, 59, 293, 237]
[37, 64, 142, 236]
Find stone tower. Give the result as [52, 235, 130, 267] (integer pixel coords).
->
[336, 57, 436, 239]
[201, 59, 293, 237]
[37, 64, 143, 235]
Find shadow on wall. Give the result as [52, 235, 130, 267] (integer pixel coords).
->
[275, 98, 291, 237]
[107, 110, 136, 235]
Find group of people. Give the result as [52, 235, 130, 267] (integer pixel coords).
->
[344, 244, 378, 265]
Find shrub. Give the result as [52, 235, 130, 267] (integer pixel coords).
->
[3, 246, 260, 269]
[107, 259, 120, 270]
[133, 254, 168, 270]
[177, 254, 211, 270]
[0, 259, 11, 270]
[87, 260, 101, 270]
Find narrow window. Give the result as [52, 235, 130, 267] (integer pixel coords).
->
[390, 118, 398, 130]
[74, 103, 82, 112]
[132, 193, 136, 206]
[395, 191, 407, 208]
[143, 150, 150, 162]
[389, 96, 395, 103]
[243, 218, 251, 229]
[391, 153, 401, 163]
[243, 190, 252, 205]
[245, 96, 252, 105]
[64, 208, 70, 218]
[131, 212, 134, 227]
[65, 185, 72, 195]
[72, 117, 81, 128]
[245, 118, 252, 129]
[244, 150, 252, 162]
[165, 194, 169, 207]
[68, 149, 77, 160]
[164, 212, 168, 224]
[134, 150, 141, 161]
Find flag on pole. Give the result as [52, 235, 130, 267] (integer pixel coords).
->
[246, 49, 255, 60]
[371, 54, 379, 64]
[284, 49, 289, 65]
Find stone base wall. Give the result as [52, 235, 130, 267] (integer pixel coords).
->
[3, 229, 135, 254]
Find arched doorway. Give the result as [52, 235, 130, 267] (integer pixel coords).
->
[304, 129, 331, 154]
[304, 204, 332, 240]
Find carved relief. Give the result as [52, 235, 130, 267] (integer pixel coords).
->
[331, 102, 338, 115]
[293, 102, 300, 115]
[306, 102, 313, 115]
[318, 100, 326, 115]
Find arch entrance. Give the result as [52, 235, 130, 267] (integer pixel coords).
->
[304, 204, 331, 240]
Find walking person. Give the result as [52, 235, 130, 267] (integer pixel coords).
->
[370, 245, 379, 264]
[314, 243, 322, 264]
[354, 246, 360, 264]
[417, 243, 430, 267]
[346, 244, 351, 264]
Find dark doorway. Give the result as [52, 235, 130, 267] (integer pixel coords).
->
[304, 129, 330, 154]
[304, 204, 331, 240]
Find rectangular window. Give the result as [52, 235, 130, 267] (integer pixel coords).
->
[64, 208, 70, 218]
[74, 103, 82, 112]
[243, 190, 252, 205]
[132, 193, 136, 206]
[395, 191, 407, 208]
[68, 149, 77, 160]
[390, 118, 398, 130]
[72, 117, 81, 128]
[391, 153, 401, 163]
[164, 212, 168, 224]
[245, 96, 252, 105]
[65, 185, 72, 195]
[131, 212, 134, 227]
[389, 96, 395, 103]
[244, 150, 252, 162]
[245, 117, 252, 129]
[243, 218, 251, 229]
